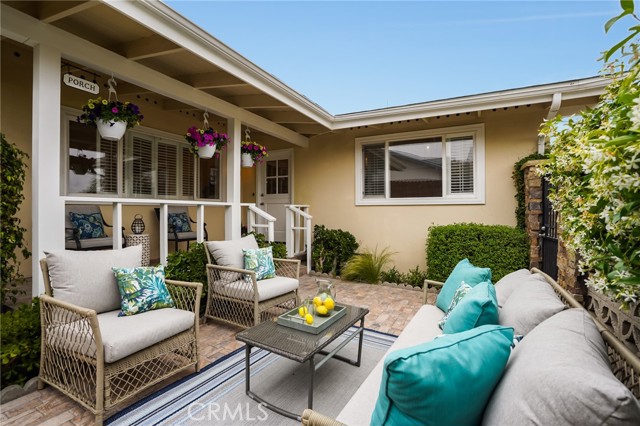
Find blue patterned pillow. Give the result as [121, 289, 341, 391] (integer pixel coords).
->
[439, 282, 472, 329]
[69, 212, 106, 239]
[243, 247, 276, 280]
[168, 212, 192, 233]
[112, 265, 175, 316]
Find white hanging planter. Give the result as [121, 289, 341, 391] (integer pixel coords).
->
[197, 144, 216, 159]
[97, 119, 127, 141]
[241, 152, 255, 167]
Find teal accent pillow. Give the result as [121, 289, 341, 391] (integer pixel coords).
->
[168, 212, 192, 233]
[436, 258, 492, 311]
[243, 246, 276, 280]
[112, 265, 175, 316]
[443, 281, 499, 334]
[69, 212, 106, 239]
[438, 282, 472, 329]
[371, 325, 514, 426]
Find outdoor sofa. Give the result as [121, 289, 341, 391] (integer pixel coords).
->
[38, 246, 202, 426]
[302, 265, 640, 426]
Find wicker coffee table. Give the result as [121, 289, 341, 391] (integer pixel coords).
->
[236, 304, 369, 420]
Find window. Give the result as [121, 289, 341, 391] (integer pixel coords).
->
[356, 124, 485, 205]
[67, 121, 118, 195]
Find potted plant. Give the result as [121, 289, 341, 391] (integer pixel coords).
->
[185, 126, 230, 159]
[77, 97, 143, 141]
[240, 140, 268, 167]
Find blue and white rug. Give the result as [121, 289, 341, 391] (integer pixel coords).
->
[106, 327, 395, 426]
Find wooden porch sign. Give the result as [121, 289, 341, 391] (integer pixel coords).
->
[63, 73, 99, 94]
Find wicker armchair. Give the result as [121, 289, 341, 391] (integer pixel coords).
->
[204, 235, 300, 328]
[38, 247, 202, 426]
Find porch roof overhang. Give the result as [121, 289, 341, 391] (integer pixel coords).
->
[2, 0, 608, 141]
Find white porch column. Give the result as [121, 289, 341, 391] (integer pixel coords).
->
[32, 44, 63, 296]
[159, 203, 169, 265]
[225, 118, 242, 240]
[196, 204, 205, 242]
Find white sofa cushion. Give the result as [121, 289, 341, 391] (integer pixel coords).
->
[493, 268, 532, 307]
[206, 235, 259, 269]
[45, 246, 142, 313]
[213, 276, 298, 302]
[336, 304, 445, 426]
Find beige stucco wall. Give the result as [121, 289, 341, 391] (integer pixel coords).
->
[294, 108, 545, 273]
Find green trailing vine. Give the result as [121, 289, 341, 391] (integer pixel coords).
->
[512, 153, 547, 230]
[539, 0, 640, 304]
[1, 134, 31, 307]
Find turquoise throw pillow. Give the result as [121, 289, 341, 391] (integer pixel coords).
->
[168, 212, 192, 233]
[112, 265, 175, 316]
[438, 282, 472, 329]
[243, 246, 276, 280]
[436, 258, 492, 311]
[443, 281, 499, 333]
[371, 325, 514, 426]
[69, 212, 106, 239]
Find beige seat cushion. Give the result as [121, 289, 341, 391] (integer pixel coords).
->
[336, 304, 445, 426]
[213, 276, 298, 302]
[65, 237, 114, 250]
[45, 246, 142, 313]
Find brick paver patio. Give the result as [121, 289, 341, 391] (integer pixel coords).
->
[0, 274, 426, 425]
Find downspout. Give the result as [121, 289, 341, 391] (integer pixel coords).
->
[538, 92, 563, 154]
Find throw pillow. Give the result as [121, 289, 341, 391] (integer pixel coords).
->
[438, 282, 472, 329]
[483, 309, 640, 425]
[443, 281, 499, 334]
[112, 265, 175, 316]
[243, 246, 276, 280]
[371, 325, 514, 426]
[168, 212, 192, 233]
[435, 258, 492, 311]
[68, 211, 106, 239]
[499, 275, 565, 335]
[493, 268, 532, 308]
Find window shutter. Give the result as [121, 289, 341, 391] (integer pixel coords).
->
[97, 138, 118, 194]
[131, 136, 153, 196]
[447, 137, 474, 194]
[157, 141, 177, 196]
[182, 146, 194, 197]
[363, 143, 385, 197]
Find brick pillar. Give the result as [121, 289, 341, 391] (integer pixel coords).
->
[557, 229, 585, 298]
[521, 161, 544, 269]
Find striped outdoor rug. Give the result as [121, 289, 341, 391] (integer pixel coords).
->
[106, 327, 395, 426]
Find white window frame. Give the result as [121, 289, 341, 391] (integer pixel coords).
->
[355, 124, 485, 206]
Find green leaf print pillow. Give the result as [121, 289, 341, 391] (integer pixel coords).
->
[112, 265, 175, 316]
[243, 246, 276, 280]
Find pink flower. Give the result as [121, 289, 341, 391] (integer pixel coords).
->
[111, 107, 119, 113]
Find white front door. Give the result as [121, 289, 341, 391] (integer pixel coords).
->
[257, 149, 292, 242]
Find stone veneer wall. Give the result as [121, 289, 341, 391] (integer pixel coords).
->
[521, 160, 583, 296]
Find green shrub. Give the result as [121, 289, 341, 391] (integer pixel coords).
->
[512, 152, 547, 230]
[341, 246, 395, 284]
[426, 223, 529, 282]
[312, 225, 359, 275]
[165, 242, 208, 316]
[248, 232, 287, 259]
[1, 134, 31, 306]
[403, 266, 428, 287]
[1, 299, 40, 389]
[381, 266, 403, 284]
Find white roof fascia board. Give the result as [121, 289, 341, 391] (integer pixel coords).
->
[331, 77, 607, 129]
[104, 0, 334, 129]
[1, 4, 308, 147]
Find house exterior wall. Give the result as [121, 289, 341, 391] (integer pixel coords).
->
[295, 108, 545, 273]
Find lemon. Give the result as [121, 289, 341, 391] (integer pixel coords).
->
[316, 305, 328, 316]
[305, 313, 314, 325]
[313, 296, 322, 307]
[298, 306, 308, 317]
[324, 297, 335, 311]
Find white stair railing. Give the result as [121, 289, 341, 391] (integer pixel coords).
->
[243, 203, 276, 242]
[285, 205, 312, 273]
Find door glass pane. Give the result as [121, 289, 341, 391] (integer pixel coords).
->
[277, 159, 288, 176]
[157, 142, 177, 196]
[266, 160, 277, 177]
[278, 177, 288, 194]
[182, 146, 194, 197]
[266, 177, 277, 194]
[131, 137, 153, 196]
[389, 138, 442, 198]
[68, 121, 117, 194]
[199, 156, 221, 199]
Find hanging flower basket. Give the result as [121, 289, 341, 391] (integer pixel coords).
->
[240, 141, 268, 167]
[185, 126, 230, 159]
[77, 97, 143, 140]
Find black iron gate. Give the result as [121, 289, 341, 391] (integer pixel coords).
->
[540, 178, 559, 280]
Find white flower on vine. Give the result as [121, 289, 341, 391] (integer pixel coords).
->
[630, 96, 640, 130]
